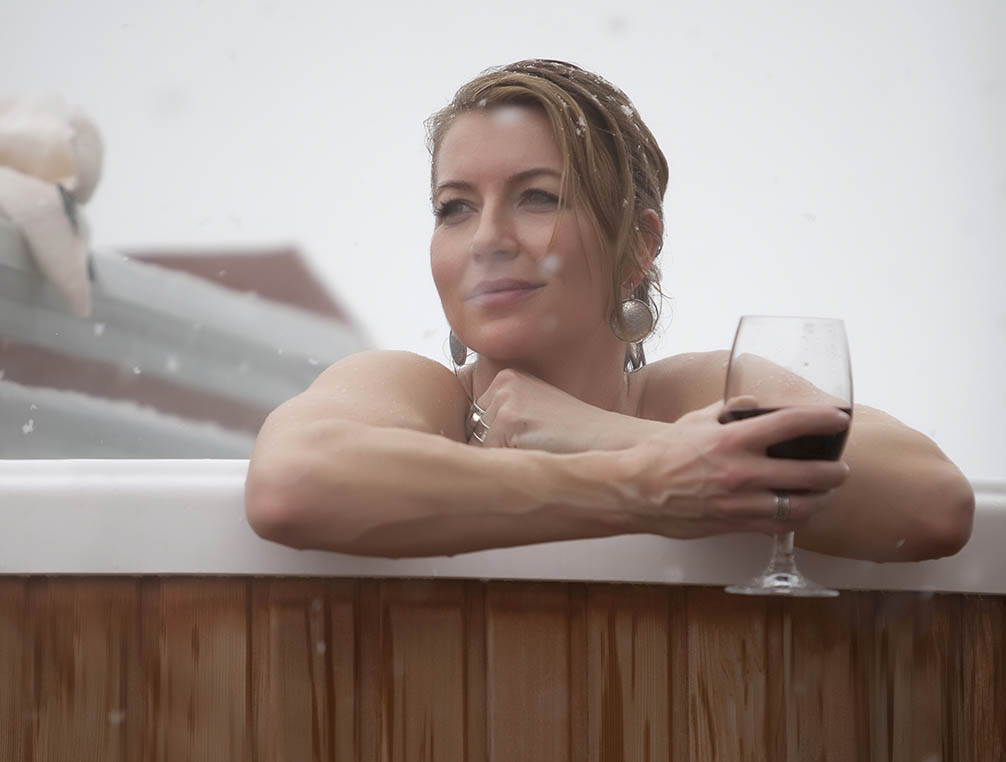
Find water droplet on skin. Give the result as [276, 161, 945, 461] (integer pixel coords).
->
[93, 322, 106, 336]
[539, 253, 561, 276]
[895, 538, 906, 549]
[22, 419, 34, 434]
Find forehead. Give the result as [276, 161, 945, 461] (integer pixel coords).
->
[435, 106, 562, 184]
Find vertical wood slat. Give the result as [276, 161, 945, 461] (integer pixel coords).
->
[249, 578, 356, 761]
[485, 582, 578, 762]
[23, 578, 143, 762]
[357, 579, 383, 762]
[358, 579, 484, 762]
[382, 580, 473, 762]
[910, 593, 960, 762]
[667, 587, 690, 762]
[147, 578, 251, 762]
[962, 595, 1006, 762]
[0, 578, 29, 762]
[0, 577, 1004, 760]
[686, 587, 779, 762]
[789, 595, 865, 762]
[586, 584, 671, 761]
[464, 581, 488, 762]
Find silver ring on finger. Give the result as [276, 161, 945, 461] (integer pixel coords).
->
[774, 492, 791, 521]
[468, 401, 490, 443]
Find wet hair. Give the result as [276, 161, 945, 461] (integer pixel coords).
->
[425, 59, 669, 364]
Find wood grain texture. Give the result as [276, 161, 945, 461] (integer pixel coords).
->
[586, 584, 671, 761]
[26, 578, 143, 762]
[249, 578, 353, 761]
[485, 582, 578, 762]
[144, 578, 251, 761]
[789, 595, 864, 762]
[686, 587, 776, 762]
[962, 594, 1006, 762]
[0, 577, 1003, 761]
[378, 580, 470, 762]
[0, 578, 29, 762]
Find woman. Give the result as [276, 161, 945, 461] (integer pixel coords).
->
[245, 59, 973, 561]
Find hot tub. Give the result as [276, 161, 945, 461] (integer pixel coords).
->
[1, 459, 1002, 759]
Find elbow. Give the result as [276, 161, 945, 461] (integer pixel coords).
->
[245, 454, 370, 553]
[245, 466, 311, 549]
[908, 470, 976, 561]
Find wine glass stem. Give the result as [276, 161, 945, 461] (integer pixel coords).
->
[765, 531, 799, 576]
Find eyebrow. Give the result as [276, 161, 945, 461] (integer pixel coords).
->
[433, 167, 561, 199]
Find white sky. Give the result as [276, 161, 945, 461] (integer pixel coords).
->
[2, 0, 1004, 476]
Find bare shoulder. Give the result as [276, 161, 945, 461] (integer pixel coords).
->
[266, 350, 470, 441]
[635, 350, 731, 422]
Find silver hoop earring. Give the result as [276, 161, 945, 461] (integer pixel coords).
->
[610, 298, 654, 344]
[449, 331, 469, 366]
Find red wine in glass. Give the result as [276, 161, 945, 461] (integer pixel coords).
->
[719, 407, 852, 460]
[722, 316, 853, 597]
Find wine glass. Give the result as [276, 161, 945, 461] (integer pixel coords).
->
[721, 315, 853, 597]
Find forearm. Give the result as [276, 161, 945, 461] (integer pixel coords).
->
[246, 418, 634, 557]
[794, 407, 974, 562]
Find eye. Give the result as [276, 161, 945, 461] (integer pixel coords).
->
[522, 188, 559, 209]
[434, 199, 471, 223]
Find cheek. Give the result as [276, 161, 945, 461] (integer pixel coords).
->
[429, 237, 463, 306]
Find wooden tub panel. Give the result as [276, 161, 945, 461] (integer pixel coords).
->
[0, 578, 1003, 760]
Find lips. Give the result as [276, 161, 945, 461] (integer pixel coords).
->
[468, 278, 545, 299]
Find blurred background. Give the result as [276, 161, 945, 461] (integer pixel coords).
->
[0, 0, 1002, 475]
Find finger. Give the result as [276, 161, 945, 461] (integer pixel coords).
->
[722, 395, 759, 414]
[758, 458, 850, 492]
[737, 405, 851, 451]
[710, 489, 832, 524]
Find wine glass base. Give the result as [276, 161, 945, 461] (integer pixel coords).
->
[725, 572, 839, 598]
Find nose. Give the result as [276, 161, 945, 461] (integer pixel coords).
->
[469, 201, 518, 263]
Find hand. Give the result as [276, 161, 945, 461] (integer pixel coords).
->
[621, 400, 851, 537]
[467, 368, 658, 452]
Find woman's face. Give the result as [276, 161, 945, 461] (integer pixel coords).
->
[430, 105, 612, 363]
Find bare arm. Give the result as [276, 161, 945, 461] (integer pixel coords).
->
[245, 351, 633, 556]
[641, 352, 975, 562]
[245, 350, 851, 557]
[796, 404, 974, 561]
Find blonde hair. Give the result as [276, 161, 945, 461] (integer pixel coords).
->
[426, 59, 669, 356]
